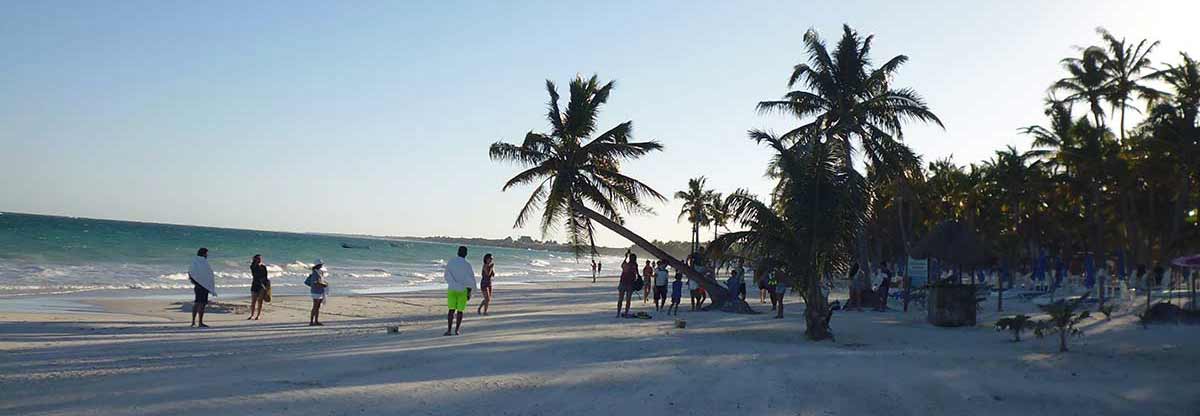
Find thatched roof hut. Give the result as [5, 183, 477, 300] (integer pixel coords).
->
[910, 220, 994, 268]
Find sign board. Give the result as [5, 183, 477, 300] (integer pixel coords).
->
[907, 257, 929, 287]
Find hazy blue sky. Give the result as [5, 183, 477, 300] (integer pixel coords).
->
[2, 1, 1197, 246]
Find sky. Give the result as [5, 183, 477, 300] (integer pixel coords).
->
[1, 1, 1198, 247]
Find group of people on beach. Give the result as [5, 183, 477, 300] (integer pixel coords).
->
[616, 252, 687, 317]
[612, 250, 789, 319]
[183, 245, 498, 334]
[184, 243, 806, 332]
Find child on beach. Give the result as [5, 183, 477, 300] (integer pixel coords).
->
[669, 273, 683, 315]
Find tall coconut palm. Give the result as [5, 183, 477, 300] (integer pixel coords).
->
[1026, 97, 1117, 304]
[675, 177, 712, 256]
[706, 191, 733, 243]
[981, 145, 1047, 310]
[1095, 27, 1163, 143]
[1054, 46, 1111, 128]
[757, 24, 942, 275]
[1147, 53, 1200, 255]
[712, 130, 865, 340]
[489, 75, 746, 311]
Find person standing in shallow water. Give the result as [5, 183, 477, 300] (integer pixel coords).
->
[248, 254, 269, 320]
[444, 246, 476, 336]
[477, 253, 495, 315]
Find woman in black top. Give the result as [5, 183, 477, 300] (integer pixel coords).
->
[476, 253, 495, 315]
[248, 254, 269, 320]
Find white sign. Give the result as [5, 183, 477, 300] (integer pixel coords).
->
[907, 258, 929, 287]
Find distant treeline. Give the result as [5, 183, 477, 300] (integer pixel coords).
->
[402, 235, 700, 260]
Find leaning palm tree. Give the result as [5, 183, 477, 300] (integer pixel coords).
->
[712, 130, 865, 340]
[675, 177, 712, 255]
[1095, 27, 1163, 143]
[489, 75, 747, 311]
[757, 24, 942, 275]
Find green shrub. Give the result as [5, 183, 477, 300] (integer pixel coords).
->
[995, 314, 1032, 342]
[1034, 293, 1091, 352]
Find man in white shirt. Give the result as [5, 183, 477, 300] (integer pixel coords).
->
[444, 246, 477, 336]
[653, 261, 670, 311]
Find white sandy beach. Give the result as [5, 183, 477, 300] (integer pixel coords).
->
[2, 277, 1198, 416]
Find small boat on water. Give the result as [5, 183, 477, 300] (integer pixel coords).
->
[341, 243, 370, 249]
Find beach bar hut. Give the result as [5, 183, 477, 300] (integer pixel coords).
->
[910, 221, 994, 327]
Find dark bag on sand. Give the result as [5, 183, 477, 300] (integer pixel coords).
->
[632, 277, 645, 292]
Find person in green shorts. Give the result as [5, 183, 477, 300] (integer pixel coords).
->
[443, 246, 477, 336]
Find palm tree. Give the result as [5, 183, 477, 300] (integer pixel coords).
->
[1025, 97, 1118, 304]
[757, 24, 943, 275]
[489, 75, 746, 310]
[675, 177, 712, 256]
[706, 192, 733, 244]
[981, 145, 1047, 310]
[1054, 46, 1111, 128]
[1147, 53, 1200, 256]
[1095, 27, 1163, 143]
[712, 130, 865, 340]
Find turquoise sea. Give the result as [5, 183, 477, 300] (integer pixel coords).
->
[0, 212, 616, 298]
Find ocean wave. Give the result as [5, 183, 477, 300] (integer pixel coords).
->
[342, 271, 393, 279]
[529, 259, 552, 267]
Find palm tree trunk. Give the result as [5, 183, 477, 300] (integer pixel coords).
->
[1119, 105, 1126, 145]
[803, 270, 833, 341]
[577, 205, 751, 313]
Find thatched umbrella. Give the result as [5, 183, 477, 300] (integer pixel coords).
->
[911, 221, 996, 324]
[910, 220, 994, 270]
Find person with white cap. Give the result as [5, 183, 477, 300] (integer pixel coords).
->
[304, 259, 328, 326]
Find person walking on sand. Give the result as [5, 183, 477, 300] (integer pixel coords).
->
[653, 260, 670, 311]
[875, 264, 892, 312]
[188, 248, 217, 328]
[617, 251, 638, 317]
[444, 246, 476, 336]
[591, 259, 598, 283]
[757, 269, 767, 304]
[477, 253, 495, 315]
[769, 271, 786, 318]
[669, 272, 684, 316]
[248, 254, 270, 320]
[642, 260, 654, 303]
[688, 272, 701, 311]
[305, 259, 328, 326]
